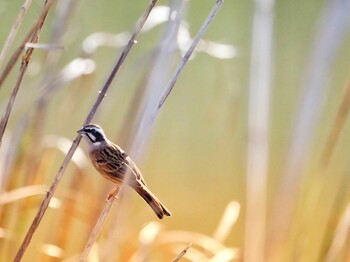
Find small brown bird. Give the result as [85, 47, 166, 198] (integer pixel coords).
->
[77, 124, 171, 219]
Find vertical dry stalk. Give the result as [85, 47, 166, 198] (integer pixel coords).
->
[81, 0, 224, 260]
[13, 138, 82, 262]
[156, 0, 223, 112]
[268, 0, 350, 256]
[0, 0, 53, 146]
[102, 2, 186, 259]
[14, 1, 158, 261]
[117, 0, 185, 149]
[0, 0, 33, 68]
[313, 169, 350, 262]
[52, 169, 87, 253]
[0, 66, 26, 146]
[78, 1, 159, 260]
[324, 204, 350, 262]
[79, 188, 119, 262]
[130, 0, 224, 157]
[0, 0, 55, 89]
[244, 0, 274, 261]
[26, 0, 78, 185]
[320, 78, 350, 168]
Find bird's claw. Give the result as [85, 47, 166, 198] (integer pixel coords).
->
[106, 187, 120, 201]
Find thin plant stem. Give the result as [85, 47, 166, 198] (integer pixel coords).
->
[268, 0, 350, 256]
[14, 136, 82, 262]
[130, 0, 224, 157]
[0, 0, 52, 147]
[101, 2, 186, 259]
[116, 0, 185, 150]
[0, 64, 27, 147]
[80, 0, 224, 260]
[317, 171, 350, 261]
[0, 0, 55, 89]
[83, 0, 158, 126]
[14, 1, 158, 261]
[0, 0, 33, 69]
[245, 0, 274, 261]
[324, 203, 350, 262]
[320, 78, 350, 168]
[157, 0, 224, 111]
[25, 0, 78, 185]
[171, 244, 192, 262]
[79, 188, 119, 262]
[78, 1, 159, 260]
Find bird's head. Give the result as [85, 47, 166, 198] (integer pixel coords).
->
[77, 124, 107, 147]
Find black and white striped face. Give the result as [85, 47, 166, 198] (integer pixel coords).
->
[77, 124, 107, 145]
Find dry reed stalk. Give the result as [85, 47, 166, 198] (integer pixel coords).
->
[79, 188, 119, 262]
[103, 3, 186, 259]
[156, 0, 223, 112]
[78, 1, 160, 260]
[0, 68, 26, 146]
[120, 0, 185, 145]
[0, 0, 33, 69]
[297, 77, 350, 261]
[0, 0, 53, 147]
[80, 0, 224, 260]
[171, 243, 192, 262]
[25, 0, 78, 185]
[213, 201, 240, 243]
[311, 171, 350, 261]
[0, 0, 55, 89]
[320, 78, 350, 168]
[50, 170, 87, 255]
[268, 0, 350, 257]
[115, 67, 150, 146]
[324, 204, 350, 262]
[245, 0, 274, 261]
[14, 1, 158, 261]
[128, 0, 224, 160]
[14, 137, 83, 262]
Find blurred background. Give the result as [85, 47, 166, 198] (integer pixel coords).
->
[0, 0, 350, 261]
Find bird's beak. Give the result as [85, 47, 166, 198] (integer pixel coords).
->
[77, 127, 85, 134]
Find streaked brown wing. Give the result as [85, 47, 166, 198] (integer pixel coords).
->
[89, 143, 145, 188]
[124, 155, 147, 186]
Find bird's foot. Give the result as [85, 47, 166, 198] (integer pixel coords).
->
[107, 187, 120, 201]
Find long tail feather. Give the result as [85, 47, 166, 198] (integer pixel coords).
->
[134, 185, 171, 219]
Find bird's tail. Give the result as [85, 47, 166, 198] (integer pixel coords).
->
[134, 185, 171, 219]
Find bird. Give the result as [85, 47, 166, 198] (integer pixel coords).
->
[77, 124, 171, 219]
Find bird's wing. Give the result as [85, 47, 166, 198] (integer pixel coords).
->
[124, 156, 147, 186]
[90, 149, 126, 183]
[90, 143, 146, 188]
